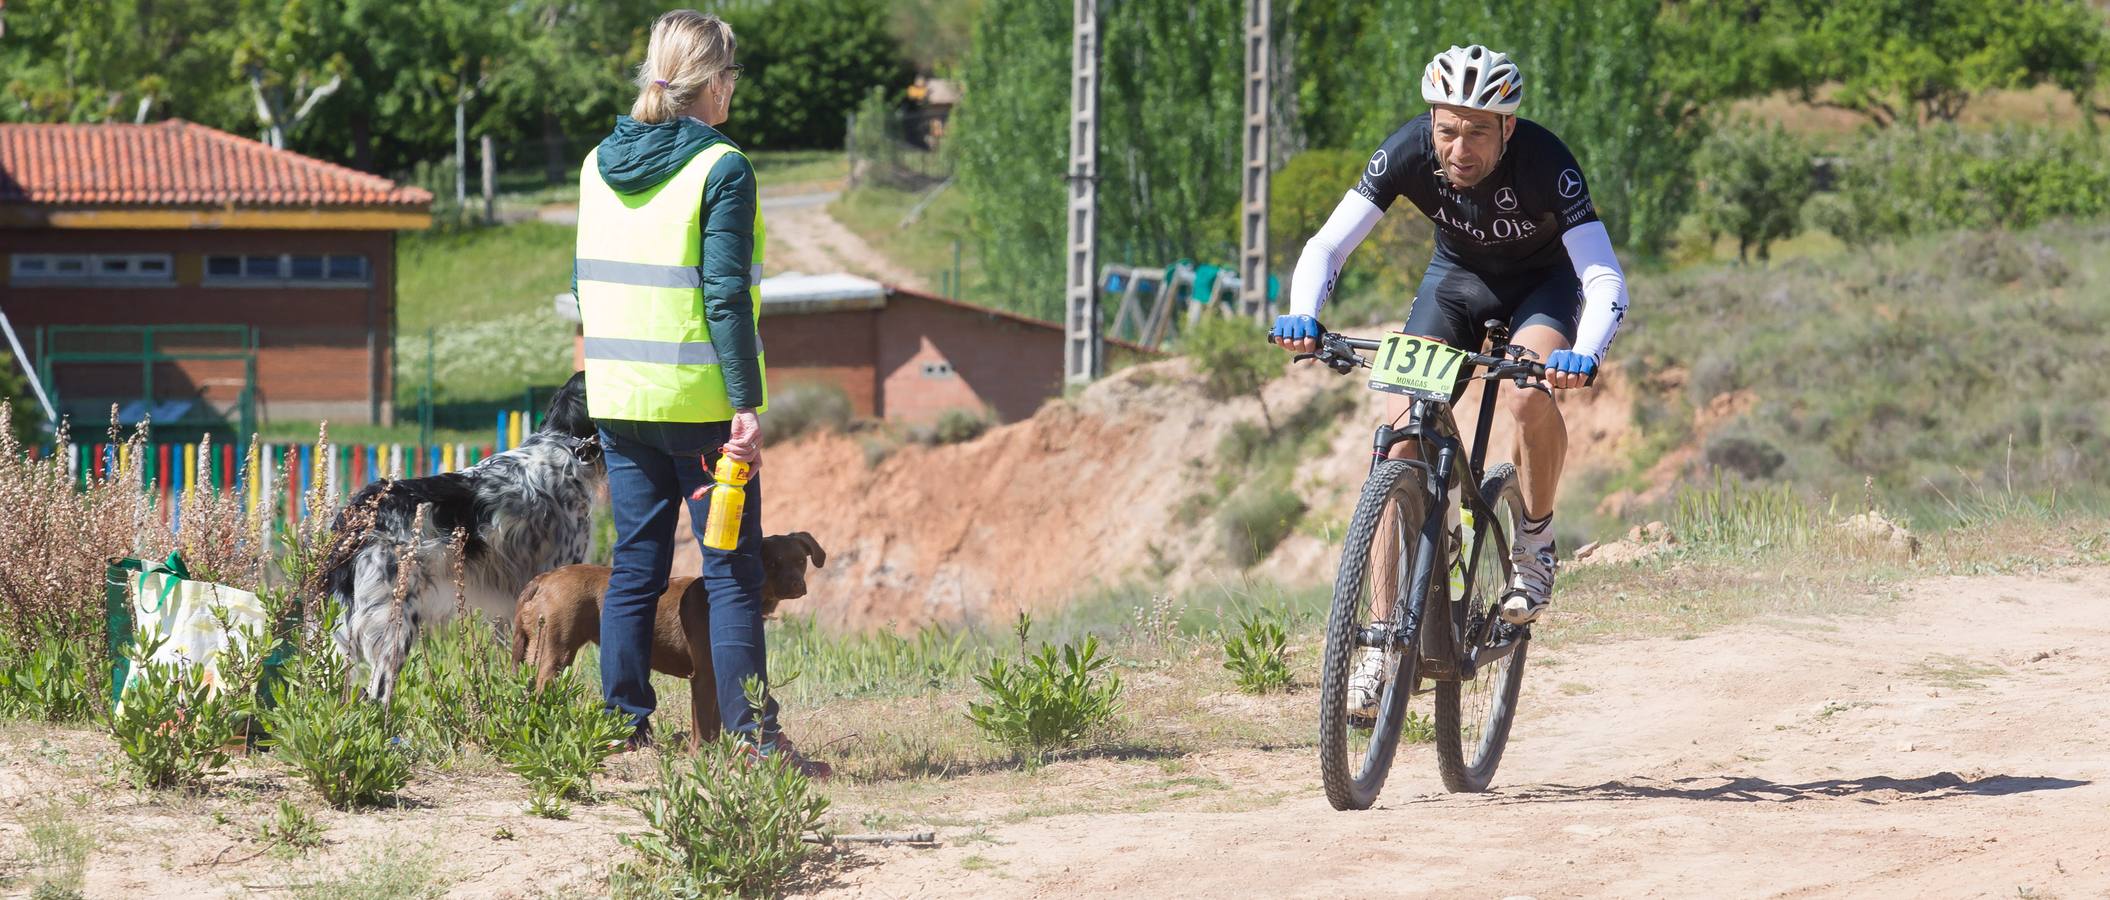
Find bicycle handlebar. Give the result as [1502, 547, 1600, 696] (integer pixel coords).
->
[1289, 331, 1574, 385]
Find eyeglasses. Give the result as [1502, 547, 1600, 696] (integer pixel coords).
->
[727, 63, 744, 82]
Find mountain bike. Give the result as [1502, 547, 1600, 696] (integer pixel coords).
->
[1301, 321, 1577, 810]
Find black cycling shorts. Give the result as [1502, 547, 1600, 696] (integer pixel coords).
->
[1402, 253, 1581, 353]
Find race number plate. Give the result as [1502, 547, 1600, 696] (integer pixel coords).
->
[1368, 333, 1469, 401]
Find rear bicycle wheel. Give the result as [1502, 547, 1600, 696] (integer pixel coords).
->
[1319, 459, 1433, 810]
[1435, 463, 1531, 793]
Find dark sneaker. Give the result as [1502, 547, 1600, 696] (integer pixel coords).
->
[622, 725, 655, 753]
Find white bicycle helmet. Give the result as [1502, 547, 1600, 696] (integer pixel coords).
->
[1422, 44, 1523, 115]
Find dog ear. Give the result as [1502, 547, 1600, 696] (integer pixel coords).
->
[791, 531, 825, 568]
[544, 371, 596, 439]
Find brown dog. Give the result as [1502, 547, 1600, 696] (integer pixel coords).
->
[510, 532, 825, 745]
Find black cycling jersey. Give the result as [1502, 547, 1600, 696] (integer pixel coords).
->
[1354, 113, 1599, 273]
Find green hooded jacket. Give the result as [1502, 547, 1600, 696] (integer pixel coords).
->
[575, 115, 762, 411]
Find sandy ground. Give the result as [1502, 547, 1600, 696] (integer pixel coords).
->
[2, 567, 2103, 897]
[808, 567, 2110, 899]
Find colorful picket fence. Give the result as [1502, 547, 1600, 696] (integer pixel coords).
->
[31, 408, 543, 531]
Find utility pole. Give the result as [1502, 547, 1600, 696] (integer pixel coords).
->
[1063, 0, 1102, 385]
[1237, 0, 1272, 323]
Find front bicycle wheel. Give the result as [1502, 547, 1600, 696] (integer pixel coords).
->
[1435, 462, 1530, 793]
[1319, 458, 1433, 810]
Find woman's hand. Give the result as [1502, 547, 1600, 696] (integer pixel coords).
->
[721, 407, 762, 465]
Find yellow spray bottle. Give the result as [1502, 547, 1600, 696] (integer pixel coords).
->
[696, 456, 754, 551]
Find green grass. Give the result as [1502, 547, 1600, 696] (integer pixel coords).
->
[750, 149, 850, 190]
[827, 180, 985, 298]
[394, 221, 576, 414]
[1585, 219, 2110, 531]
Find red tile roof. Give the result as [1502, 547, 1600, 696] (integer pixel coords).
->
[0, 120, 431, 209]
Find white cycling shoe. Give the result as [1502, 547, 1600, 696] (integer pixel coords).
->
[1500, 540, 1558, 625]
[1346, 646, 1388, 719]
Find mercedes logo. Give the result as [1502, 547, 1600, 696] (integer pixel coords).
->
[1557, 169, 1584, 199]
[1367, 149, 1389, 178]
[1495, 187, 1518, 211]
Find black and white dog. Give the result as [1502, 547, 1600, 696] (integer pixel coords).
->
[324, 371, 603, 699]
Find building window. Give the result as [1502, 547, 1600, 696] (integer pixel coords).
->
[920, 361, 955, 378]
[10, 253, 173, 285]
[203, 253, 370, 286]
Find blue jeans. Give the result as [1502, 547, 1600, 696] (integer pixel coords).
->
[596, 419, 776, 743]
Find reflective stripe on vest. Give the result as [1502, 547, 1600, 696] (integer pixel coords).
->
[575, 140, 767, 422]
[581, 336, 720, 365]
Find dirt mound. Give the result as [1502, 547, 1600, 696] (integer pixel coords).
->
[672, 355, 1640, 632]
[1572, 520, 1679, 567]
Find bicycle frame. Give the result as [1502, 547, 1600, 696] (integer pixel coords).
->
[1359, 340, 1529, 684]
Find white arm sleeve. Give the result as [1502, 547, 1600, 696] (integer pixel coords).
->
[1561, 220, 1629, 361]
[1289, 191, 1385, 319]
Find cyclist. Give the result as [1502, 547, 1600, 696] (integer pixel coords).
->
[1270, 44, 1630, 709]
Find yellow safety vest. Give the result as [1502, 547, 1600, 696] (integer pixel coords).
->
[575, 142, 768, 422]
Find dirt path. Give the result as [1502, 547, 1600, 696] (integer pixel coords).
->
[533, 188, 928, 289]
[813, 568, 2110, 898]
[760, 190, 928, 290]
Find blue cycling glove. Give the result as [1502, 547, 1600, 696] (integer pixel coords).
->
[1270, 314, 1321, 343]
[1546, 349, 1598, 382]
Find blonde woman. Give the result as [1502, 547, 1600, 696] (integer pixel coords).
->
[573, 9, 826, 777]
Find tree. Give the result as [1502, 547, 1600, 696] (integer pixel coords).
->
[1, 351, 43, 447]
[0, 0, 232, 124]
[226, 0, 353, 150]
[950, 0, 1072, 319]
[1693, 122, 1813, 262]
[954, 0, 1244, 319]
[717, 0, 913, 149]
[1331, 0, 1705, 252]
[1662, 0, 2110, 128]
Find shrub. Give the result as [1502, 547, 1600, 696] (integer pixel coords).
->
[1, 350, 41, 446]
[259, 800, 327, 854]
[1703, 428, 1787, 480]
[1182, 314, 1280, 404]
[1809, 127, 2110, 245]
[768, 382, 856, 442]
[262, 648, 413, 809]
[613, 734, 832, 899]
[0, 623, 97, 723]
[491, 667, 632, 819]
[910, 407, 993, 446]
[966, 621, 1122, 763]
[1219, 609, 1293, 694]
[1693, 122, 1814, 262]
[391, 616, 512, 761]
[108, 627, 261, 789]
[20, 801, 92, 899]
[1217, 485, 1306, 567]
[0, 410, 167, 660]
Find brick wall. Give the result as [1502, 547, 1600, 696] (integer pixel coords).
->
[755, 307, 882, 416]
[0, 228, 395, 425]
[877, 291, 1064, 425]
